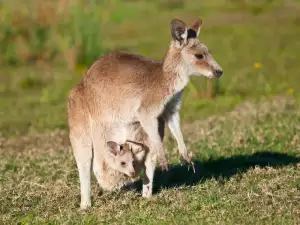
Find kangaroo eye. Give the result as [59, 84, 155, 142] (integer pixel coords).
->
[121, 162, 126, 166]
[195, 54, 204, 60]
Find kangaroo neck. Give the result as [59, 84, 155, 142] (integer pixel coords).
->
[162, 44, 190, 95]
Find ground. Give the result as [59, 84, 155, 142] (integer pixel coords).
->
[1, 0, 300, 224]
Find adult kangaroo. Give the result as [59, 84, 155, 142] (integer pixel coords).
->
[68, 18, 223, 209]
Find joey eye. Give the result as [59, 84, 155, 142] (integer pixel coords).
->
[121, 161, 126, 166]
[195, 54, 204, 60]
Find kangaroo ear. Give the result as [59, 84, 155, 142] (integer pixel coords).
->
[170, 19, 188, 46]
[189, 18, 202, 38]
[127, 141, 144, 150]
[126, 140, 145, 154]
[107, 141, 121, 156]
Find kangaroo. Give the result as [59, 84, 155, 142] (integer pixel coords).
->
[97, 141, 145, 191]
[68, 18, 223, 209]
[99, 124, 156, 192]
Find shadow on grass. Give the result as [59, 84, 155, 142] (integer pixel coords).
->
[145, 151, 300, 193]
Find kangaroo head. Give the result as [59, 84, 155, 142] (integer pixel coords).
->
[106, 141, 136, 178]
[167, 18, 223, 79]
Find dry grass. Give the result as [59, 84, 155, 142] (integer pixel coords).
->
[0, 0, 107, 67]
[1, 95, 299, 224]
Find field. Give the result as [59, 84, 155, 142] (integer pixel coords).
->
[1, 0, 300, 224]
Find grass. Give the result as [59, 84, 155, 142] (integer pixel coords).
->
[1, 0, 300, 224]
[0, 0, 106, 67]
[2, 8, 300, 136]
[1, 96, 300, 224]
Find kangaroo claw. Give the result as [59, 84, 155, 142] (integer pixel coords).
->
[180, 154, 195, 173]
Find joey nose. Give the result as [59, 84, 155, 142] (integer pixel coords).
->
[215, 69, 223, 77]
[130, 171, 136, 177]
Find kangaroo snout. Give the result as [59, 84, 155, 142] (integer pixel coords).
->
[126, 171, 136, 178]
[215, 69, 223, 77]
[130, 171, 136, 177]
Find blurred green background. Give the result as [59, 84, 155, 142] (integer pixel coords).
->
[0, 0, 299, 136]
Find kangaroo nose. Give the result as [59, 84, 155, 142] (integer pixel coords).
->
[215, 69, 223, 77]
[130, 171, 136, 177]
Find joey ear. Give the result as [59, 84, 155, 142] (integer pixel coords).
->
[107, 141, 121, 156]
[188, 18, 202, 38]
[170, 19, 188, 46]
[126, 140, 145, 153]
[130, 142, 144, 149]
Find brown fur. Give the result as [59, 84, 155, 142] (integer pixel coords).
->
[98, 141, 148, 192]
[98, 157, 134, 191]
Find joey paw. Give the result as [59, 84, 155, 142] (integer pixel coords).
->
[158, 158, 169, 171]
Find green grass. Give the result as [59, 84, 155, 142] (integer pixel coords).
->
[1, 96, 300, 224]
[1, 0, 300, 224]
[1, 1, 300, 137]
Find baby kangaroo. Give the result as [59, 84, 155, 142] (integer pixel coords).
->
[68, 17, 223, 209]
[97, 141, 146, 191]
[100, 126, 154, 193]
